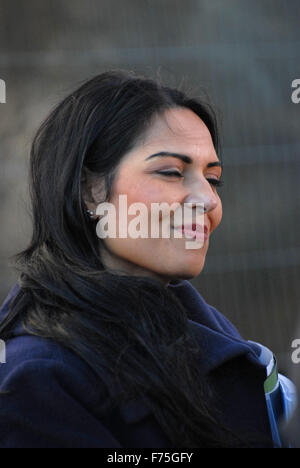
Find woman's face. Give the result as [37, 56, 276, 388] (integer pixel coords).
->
[88, 107, 223, 285]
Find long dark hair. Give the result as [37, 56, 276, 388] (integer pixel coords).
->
[0, 70, 247, 447]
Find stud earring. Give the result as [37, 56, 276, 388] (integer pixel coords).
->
[86, 209, 95, 219]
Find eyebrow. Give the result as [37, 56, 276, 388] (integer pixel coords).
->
[145, 151, 223, 169]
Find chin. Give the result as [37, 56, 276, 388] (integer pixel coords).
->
[160, 261, 206, 282]
[177, 268, 204, 280]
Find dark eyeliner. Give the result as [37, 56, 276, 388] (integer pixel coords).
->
[207, 178, 224, 187]
[155, 170, 184, 178]
[155, 171, 223, 186]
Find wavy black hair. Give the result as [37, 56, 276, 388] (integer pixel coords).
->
[0, 70, 255, 447]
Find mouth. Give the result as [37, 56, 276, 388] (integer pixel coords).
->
[171, 224, 209, 241]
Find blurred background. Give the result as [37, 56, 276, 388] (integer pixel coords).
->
[0, 0, 299, 373]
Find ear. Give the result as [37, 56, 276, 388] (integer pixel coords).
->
[81, 166, 106, 213]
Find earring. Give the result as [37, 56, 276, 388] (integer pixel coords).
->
[86, 209, 95, 219]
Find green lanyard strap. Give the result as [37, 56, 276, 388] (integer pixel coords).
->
[264, 356, 278, 394]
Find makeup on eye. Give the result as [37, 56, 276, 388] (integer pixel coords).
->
[206, 178, 224, 187]
[155, 169, 184, 178]
[145, 152, 223, 183]
[154, 169, 224, 187]
[144, 151, 223, 172]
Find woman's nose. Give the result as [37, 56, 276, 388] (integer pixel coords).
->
[184, 192, 218, 214]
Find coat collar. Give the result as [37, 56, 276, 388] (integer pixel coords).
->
[120, 280, 267, 425]
[168, 279, 265, 375]
[0, 281, 267, 426]
[0, 280, 265, 376]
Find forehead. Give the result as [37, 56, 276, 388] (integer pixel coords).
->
[135, 107, 218, 160]
[145, 106, 212, 141]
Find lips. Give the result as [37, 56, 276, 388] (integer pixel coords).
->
[182, 224, 207, 233]
[172, 224, 208, 241]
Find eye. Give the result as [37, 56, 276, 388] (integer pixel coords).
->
[207, 178, 224, 188]
[155, 170, 184, 178]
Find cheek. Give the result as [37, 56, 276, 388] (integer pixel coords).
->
[109, 179, 165, 243]
[111, 174, 160, 206]
[210, 198, 223, 233]
[111, 174, 181, 224]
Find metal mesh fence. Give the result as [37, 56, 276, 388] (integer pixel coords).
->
[0, 0, 299, 373]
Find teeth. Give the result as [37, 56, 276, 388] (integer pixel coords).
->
[172, 227, 204, 240]
[184, 230, 204, 239]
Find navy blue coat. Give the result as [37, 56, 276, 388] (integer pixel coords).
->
[0, 280, 273, 448]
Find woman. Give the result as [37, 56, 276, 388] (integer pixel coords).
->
[0, 70, 276, 448]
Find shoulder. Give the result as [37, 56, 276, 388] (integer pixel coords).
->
[0, 283, 102, 400]
[0, 332, 173, 448]
[0, 333, 122, 448]
[1, 332, 100, 397]
[0, 284, 172, 448]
